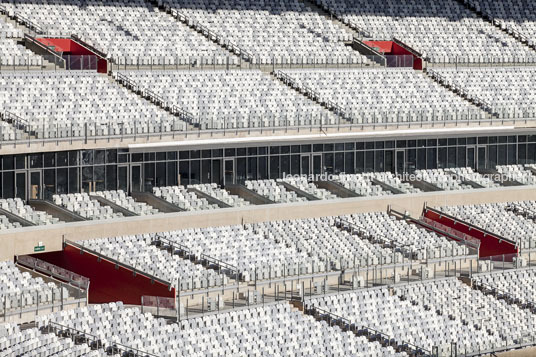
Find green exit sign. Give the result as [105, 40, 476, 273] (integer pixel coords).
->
[34, 245, 45, 252]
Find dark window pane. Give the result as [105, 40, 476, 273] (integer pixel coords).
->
[2, 172, 14, 198]
[356, 151, 364, 173]
[190, 160, 200, 184]
[248, 157, 258, 179]
[426, 148, 437, 169]
[106, 166, 117, 191]
[81, 151, 93, 165]
[30, 154, 42, 168]
[167, 151, 178, 160]
[211, 149, 223, 158]
[132, 153, 143, 162]
[323, 153, 334, 174]
[3, 156, 13, 170]
[44, 153, 55, 168]
[15, 155, 25, 169]
[270, 156, 279, 179]
[236, 148, 246, 157]
[143, 152, 155, 161]
[345, 152, 355, 174]
[68, 168, 79, 193]
[179, 151, 190, 160]
[236, 158, 246, 183]
[258, 157, 268, 179]
[365, 151, 374, 171]
[335, 143, 344, 151]
[291, 145, 300, 154]
[95, 150, 106, 164]
[106, 150, 117, 163]
[202, 150, 212, 159]
[270, 147, 280, 155]
[57, 152, 68, 167]
[190, 150, 200, 159]
[57, 168, 68, 194]
[281, 155, 290, 177]
[94, 165, 105, 191]
[301, 145, 311, 153]
[156, 152, 166, 161]
[167, 162, 178, 186]
[281, 146, 291, 154]
[179, 161, 189, 185]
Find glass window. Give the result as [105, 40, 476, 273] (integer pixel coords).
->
[334, 153, 344, 174]
[94, 165, 105, 191]
[507, 144, 516, 164]
[81, 150, 93, 165]
[385, 141, 394, 149]
[2, 172, 14, 198]
[365, 151, 374, 172]
[2, 156, 13, 170]
[281, 146, 291, 154]
[324, 144, 334, 151]
[345, 143, 355, 151]
[258, 147, 268, 155]
[291, 145, 300, 154]
[57, 152, 68, 167]
[57, 168, 68, 194]
[488, 145, 497, 167]
[179, 151, 190, 160]
[258, 157, 268, 179]
[323, 153, 334, 174]
[335, 143, 344, 151]
[211, 149, 222, 158]
[179, 161, 189, 185]
[44, 153, 55, 168]
[202, 150, 211, 159]
[30, 154, 42, 168]
[248, 157, 258, 179]
[497, 145, 507, 165]
[417, 149, 426, 169]
[270, 156, 279, 179]
[143, 152, 155, 162]
[167, 162, 178, 186]
[447, 147, 457, 167]
[356, 151, 364, 173]
[190, 160, 201, 184]
[457, 147, 466, 168]
[374, 151, 384, 171]
[167, 151, 178, 160]
[270, 146, 280, 155]
[190, 150, 200, 159]
[156, 152, 166, 161]
[301, 145, 311, 153]
[15, 155, 25, 170]
[281, 155, 290, 176]
[95, 150, 106, 164]
[438, 148, 447, 168]
[290, 155, 300, 175]
[201, 160, 211, 183]
[344, 152, 355, 174]
[106, 166, 117, 191]
[426, 148, 437, 169]
[236, 158, 246, 183]
[68, 168, 78, 193]
[132, 153, 143, 162]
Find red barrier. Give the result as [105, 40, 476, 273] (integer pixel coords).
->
[32, 244, 175, 305]
[36, 38, 108, 73]
[423, 207, 518, 259]
[363, 40, 422, 70]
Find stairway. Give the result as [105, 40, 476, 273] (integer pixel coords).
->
[110, 72, 197, 131]
[422, 69, 495, 117]
[271, 70, 353, 125]
[455, 0, 536, 53]
[145, 0, 250, 64]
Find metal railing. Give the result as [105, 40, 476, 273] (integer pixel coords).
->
[16, 255, 90, 290]
[506, 203, 536, 222]
[420, 216, 481, 249]
[426, 69, 494, 113]
[472, 280, 536, 313]
[305, 306, 433, 356]
[167, 7, 253, 62]
[46, 322, 158, 357]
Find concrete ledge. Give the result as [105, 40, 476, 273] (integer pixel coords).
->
[1, 186, 536, 261]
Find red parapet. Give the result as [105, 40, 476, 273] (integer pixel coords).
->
[422, 206, 519, 259]
[32, 244, 174, 305]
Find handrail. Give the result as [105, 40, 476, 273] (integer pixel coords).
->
[422, 206, 518, 247]
[274, 70, 351, 121]
[13, 12, 44, 34]
[24, 33, 66, 65]
[47, 321, 158, 357]
[352, 37, 386, 58]
[335, 217, 402, 248]
[426, 69, 494, 113]
[305, 306, 433, 356]
[115, 72, 139, 91]
[1, 110, 31, 134]
[70, 34, 107, 59]
[154, 234, 240, 279]
[16, 255, 90, 290]
[168, 8, 253, 61]
[506, 203, 536, 221]
[472, 280, 536, 312]
[65, 239, 173, 289]
[392, 37, 424, 59]
[421, 216, 481, 249]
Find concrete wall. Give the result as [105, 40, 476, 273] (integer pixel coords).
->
[1, 186, 535, 261]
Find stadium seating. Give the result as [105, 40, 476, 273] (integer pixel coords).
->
[0, 322, 101, 356]
[496, 165, 536, 185]
[433, 67, 536, 118]
[53, 193, 124, 220]
[332, 173, 391, 196]
[414, 169, 474, 190]
[93, 190, 159, 216]
[188, 184, 250, 207]
[31, 302, 408, 356]
[123, 70, 337, 129]
[279, 177, 338, 200]
[281, 68, 483, 124]
[369, 172, 422, 194]
[394, 279, 536, 351]
[0, 18, 42, 66]
[0, 261, 69, 313]
[153, 186, 219, 211]
[315, 0, 534, 62]
[1, 0, 231, 65]
[462, 0, 536, 45]
[447, 167, 500, 188]
[161, 0, 363, 65]
[440, 202, 536, 249]
[473, 268, 536, 305]
[0, 198, 61, 225]
[82, 235, 224, 290]
[161, 225, 325, 281]
[0, 71, 184, 139]
[256, 217, 402, 269]
[0, 215, 19, 230]
[245, 179, 308, 203]
[343, 212, 467, 259]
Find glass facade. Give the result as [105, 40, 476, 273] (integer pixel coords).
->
[1, 134, 535, 200]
